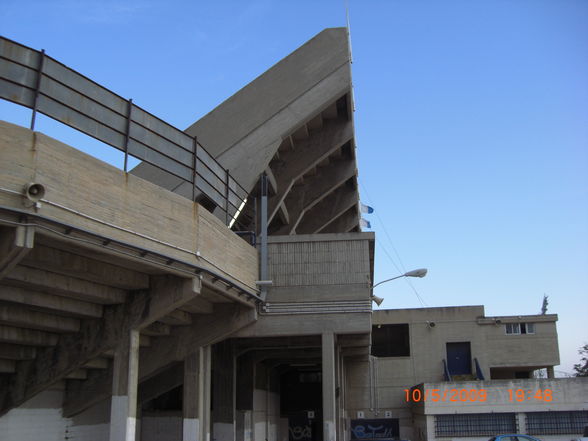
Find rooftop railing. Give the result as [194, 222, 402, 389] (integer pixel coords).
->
[0, 36, 250, 230]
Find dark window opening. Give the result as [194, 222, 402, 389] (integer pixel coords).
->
[371, 324, 410, 357]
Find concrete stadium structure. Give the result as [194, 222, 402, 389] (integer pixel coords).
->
[0, 28, 586, 441]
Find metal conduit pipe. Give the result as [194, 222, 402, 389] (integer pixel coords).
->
[0, 205, 262, 302]
[0, 186, 259, 293]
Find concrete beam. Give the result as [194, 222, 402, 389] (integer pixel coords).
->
[139, 275, 201, 328]
[0, 225, 35, 281]
[340, 347, 369, 358]
[160, 309, 193, 326]
[265, 168, 290, 227]
[234, 311, 371, 338]
[139, 304, 256, 381]
[0, 285, 103, 318]
[180, 28, 352, 193]
[139, 362, 183, 405]
[65, 369, 87, 380]
[0, 325, 59, 346]
[277, 159, 356, 234]
[0, 359, 16, 374]
[337, 334, 371, 348]
[296, 185, 358, 234]
[5, 266, 127, 304]
[83, 358, 110, 369]
[22, 245, 149, 290]
[180, 296, 214, 315]
[319, 207, 359, 234]
[0, 275, 201, 416]
[0, 343, 36, 360]
[0, 304, 80, 333]
[63, 304, 256, 418]
[267, 118, 353, 224]
[141, 322, 171, 337]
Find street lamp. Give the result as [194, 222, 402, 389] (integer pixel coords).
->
[371, 268, 428, 306]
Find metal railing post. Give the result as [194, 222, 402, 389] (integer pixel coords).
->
[225, 169, 230, 226]
[260, 174, 268, 300]
[123, 98, 133, 172]
[192, 137, 198, 201]
[30, 49, 46, 131]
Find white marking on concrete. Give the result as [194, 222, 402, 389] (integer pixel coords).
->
[183, 417, 200, 441]
[213, 422, 235, 441]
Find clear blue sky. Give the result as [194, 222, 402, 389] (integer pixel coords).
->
[1, 0, 587, 375]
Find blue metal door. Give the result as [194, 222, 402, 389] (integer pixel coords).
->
[446, 342, 471, 375]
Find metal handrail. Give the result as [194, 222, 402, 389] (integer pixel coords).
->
[0, 36, 251, 230]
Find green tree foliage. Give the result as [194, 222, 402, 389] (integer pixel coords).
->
[573, 343, 588, 377]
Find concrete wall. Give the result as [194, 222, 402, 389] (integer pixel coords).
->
[235, 233, 373, 338]
[267, 232, 374, 303]
[141, 411, 182, 441]
[413, 378, 588, 415]
[0, 120, 259, 293]
[373, 306, 559, 383]
[0, 386, 110, 441]
[0, 388, 68, 441]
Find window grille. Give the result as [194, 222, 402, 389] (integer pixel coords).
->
[435, 413, 517, 437]
[526, 411, 588, 435]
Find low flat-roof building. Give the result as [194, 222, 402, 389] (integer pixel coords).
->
[344, 306, 587, 441]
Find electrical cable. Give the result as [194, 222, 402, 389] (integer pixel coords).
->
[359, 180, 428, 307]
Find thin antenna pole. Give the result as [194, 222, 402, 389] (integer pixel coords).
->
[345, 0, 353, 63]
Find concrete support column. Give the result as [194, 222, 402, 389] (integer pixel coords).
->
[183, 346, 211, 441]
[203, 346, 212, 441]
[516, 412, 526, 433]
[213, 340, 235, 441]
[322, 332, 336, 441]
[236, 354, 255, 441]
[109, 329, 140, 441]
[252, 362, 269, 441]
[335, 347, 344, 441]
[546, 366, 555, 379]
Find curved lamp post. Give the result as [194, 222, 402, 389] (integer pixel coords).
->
[371, 268, 428, 305]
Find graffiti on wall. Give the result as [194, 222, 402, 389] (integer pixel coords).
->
[350, 419, 399, 441]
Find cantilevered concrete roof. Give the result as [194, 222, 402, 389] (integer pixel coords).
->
[133, 27, 361, 235]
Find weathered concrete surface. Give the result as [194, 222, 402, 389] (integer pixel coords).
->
[0, 225, 34, 280]
[0, 275, 200, 416]
[133, 28, 353, 196]
[0, 120, 258, 293]
[63, 304, 255, 418]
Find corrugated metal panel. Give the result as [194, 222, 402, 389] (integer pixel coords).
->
[268, 239, 369, 286]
